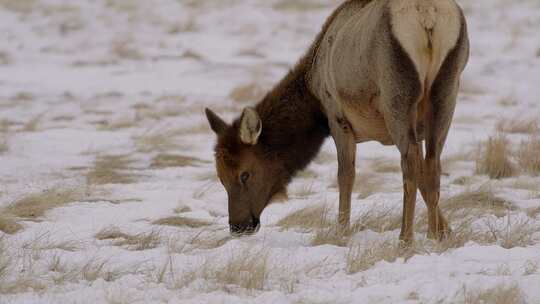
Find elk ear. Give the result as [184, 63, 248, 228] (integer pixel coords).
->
[239, 107, 262, 145]
[205, 108, 228, 135]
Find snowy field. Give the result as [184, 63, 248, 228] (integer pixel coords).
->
[1, 0, 540, 303]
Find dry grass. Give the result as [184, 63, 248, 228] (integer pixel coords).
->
[451, 176, 474, 186]
[510, 178, 539, 191]
[0, 236, 10, 280]
[496, 118, 538, 134]
[181, 50, 203, 60]
[442, 151, 474, 172]
[22, 113, 44, 132]
[229, 83, 265, 103]
[463, 283, 527, 304]
[168, 231, 230, 254]
[350, 207, 401, 233]
[150, 154, 206, 169]
[482, 217, 538, 249]
[523, 260, 539, 275]
[153, 216, 212, 228]
[277, 205, 330, 231]
[0, 51, 10, 65]
[475, 134, 515, 179]
[22, 232, 81, 254]
[371, 158, 401, 173]
[4, 189, 82, 219]
[96, 117, 137, 131]
[311, 224, 349, 247]
[0, 215, 23, 234]
[96, 227, 161, 251]
[291, 183, 316, 198]
[176, 247, 269, 291]
[174, 205, 191, 214]
[346, 239, 414, 274]
[441, 187, 516, 218]
[526, 207, 540, 219]
[517, 136, 540, 176]
[354, 173, 385, 199]
[498, 95, 519, 107]
[459, 81, 485, 95]
[273, 0, 329, 11]
[111, 39, 143, 60]
[86, 155, 139, 185]
[133, 129, 183, 153]
[0, 137, 7, 154]
[0, 0, 36, 13]
[167, 18, 197, 34]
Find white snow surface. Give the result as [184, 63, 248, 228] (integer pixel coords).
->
[0, 0, 540, 303]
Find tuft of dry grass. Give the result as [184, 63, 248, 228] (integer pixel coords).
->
[0, 236, 10, 280]
[4, 189, 81, 219]
[0, 137, 7, 154]
[0, 0, 36, 13]
[0, 51, 10, 65]
[133, 129, 184, 153]
[451, 176, 474, 186]
[482, 217, 538, 249]
[277, 205, 330, 231]
[498, 95, 518, 107]
[96, 117, 137, 131]
[291, 183, 316, 198]
[273, 0, 328, 11]
[168, 231, 230, 254]
[526, 207, 540, 219]
[523, 260, 539, 275]
[176, 247, 269, 291]
[86, 155, 139, 185]
[516, 136, 540, 176]
[174, 205, 192, 214]
[22, 232, 81, 254]
[96, 227, 160, 251]
[475, 134, 515, 179]
[354, 173, 385, 199]
[150, 154, 206, 169]
[167, 18, 197, 34]
[371, 158, 401, 173]
[0, 215, 23, 234]
[229, 83, 265, 103]
[463, 283, 527, 304]
[441, 187, 515, 218]
[111, 39, 143, 60]
[153, 216, 211, 228]
[350, 207, 402, 234]
[311, 225, 348, 247]
[346, 239, 414, 274]
[22, 113, 44, 132]
[496, 118, 538, 134]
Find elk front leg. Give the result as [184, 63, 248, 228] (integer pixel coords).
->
[330, 116, 356, 231]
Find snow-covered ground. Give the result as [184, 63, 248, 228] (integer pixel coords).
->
[1, 0, 540, 303]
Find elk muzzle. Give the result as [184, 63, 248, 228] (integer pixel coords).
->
[230, 216, 260, 236]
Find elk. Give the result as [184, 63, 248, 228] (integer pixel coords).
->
[205, 0, 469, 244]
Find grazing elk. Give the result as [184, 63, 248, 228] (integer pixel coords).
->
[205, 0, 469, 244]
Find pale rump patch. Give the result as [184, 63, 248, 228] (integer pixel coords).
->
[390, 0, 461, 91]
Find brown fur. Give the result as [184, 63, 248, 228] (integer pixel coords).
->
[206, 0, 469, 240]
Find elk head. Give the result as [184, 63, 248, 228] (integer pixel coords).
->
[205, 107, 288, 235]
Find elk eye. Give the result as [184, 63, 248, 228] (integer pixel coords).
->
[240, 172, 250, 185]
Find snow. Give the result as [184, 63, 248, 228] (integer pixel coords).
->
[1, 0, 539, 303]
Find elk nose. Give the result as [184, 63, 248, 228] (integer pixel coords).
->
[229, 216, 260, 236]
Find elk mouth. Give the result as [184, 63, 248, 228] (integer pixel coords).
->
[230, 216, 260, 236]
